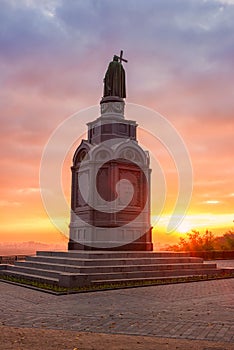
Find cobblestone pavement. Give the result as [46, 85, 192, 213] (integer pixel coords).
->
[0, 276, 233, 343]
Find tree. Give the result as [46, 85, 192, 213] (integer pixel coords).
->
[214, 230, 234, 251]
[167, 229, 234, 252]
[168, 230, 215, 251]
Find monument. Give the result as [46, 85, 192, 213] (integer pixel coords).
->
[0, 52, 228, 290]
[68, 51, 153, 251]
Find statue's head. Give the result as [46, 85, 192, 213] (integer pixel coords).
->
[113, 55, 119, 62]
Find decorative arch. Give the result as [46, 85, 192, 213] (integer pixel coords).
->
[73, 140, 91, 166]
[91, 144, 114, 162]
[115, 140, 148, 166]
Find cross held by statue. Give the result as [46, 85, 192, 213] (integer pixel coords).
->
[116, 50, 128, 64]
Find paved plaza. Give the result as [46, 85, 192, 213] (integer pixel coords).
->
[0, 265, 233, 346]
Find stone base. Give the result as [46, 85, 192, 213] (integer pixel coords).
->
[1, 250, 228, 291]
[68, 231, 153, 251]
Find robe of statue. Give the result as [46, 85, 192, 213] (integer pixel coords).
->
[103, 57, 126, 98]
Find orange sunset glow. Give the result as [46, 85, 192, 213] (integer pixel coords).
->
[1, 0, 234, 250]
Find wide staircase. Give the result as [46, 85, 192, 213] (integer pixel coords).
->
[0, 251, 232, 291]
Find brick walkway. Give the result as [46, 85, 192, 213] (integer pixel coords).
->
[0, 275, 233, 343]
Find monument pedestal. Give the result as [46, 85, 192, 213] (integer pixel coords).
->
[69, 96, 153, 251]
[68, 230, 153, 251]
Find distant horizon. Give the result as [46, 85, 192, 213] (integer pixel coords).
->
[0, 225, 233, 247]
[1, 227, 233, 256]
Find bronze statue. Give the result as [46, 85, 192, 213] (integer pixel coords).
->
[103, 51, 127, 98]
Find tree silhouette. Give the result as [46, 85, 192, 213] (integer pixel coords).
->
[167, 230, 234, 252]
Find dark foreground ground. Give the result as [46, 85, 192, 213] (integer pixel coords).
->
[1, 326, 234, 350]
[0, 260, 233, 350]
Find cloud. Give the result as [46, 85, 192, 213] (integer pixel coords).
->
[1, 0, 234, 109]
[0, 1, 57, 59]
[17, 187, 40, 194]
[0, 200, 21, 207]
[203, 200, 220, 204]
[215, 0, 234, 4]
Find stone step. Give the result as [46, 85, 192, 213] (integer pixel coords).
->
[5, 263, 219, 283]
[1, 267, 223, 291]
[17, 260, 217, 274]
[85, 267, 221, 281]
[7, 265, 61, 279]
[2, 269, 59, 286]
[1, 250, 229, 291]
[26, 255, 204, 267]
[92, 272, 224, 286]
[37, 250, 191, 259]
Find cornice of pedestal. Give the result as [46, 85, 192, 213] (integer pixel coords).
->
[100, 96, 125, 118]
[100, 96, 124, 104]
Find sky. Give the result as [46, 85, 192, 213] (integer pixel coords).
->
[0, 0, 234, 247]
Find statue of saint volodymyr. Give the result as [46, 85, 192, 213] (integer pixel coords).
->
[103, 55, 126, 98]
